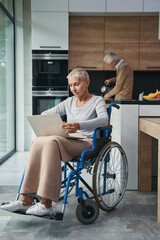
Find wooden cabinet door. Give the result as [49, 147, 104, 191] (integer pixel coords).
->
[69, 43, 104, 70]
[105, 16, 140, 44]
[139, 44, 160, 70]
[104, 44, 139, 70]
[140, 16, 159, 43]
[69, 16, 104, 70]
[69, 16, 104, 44]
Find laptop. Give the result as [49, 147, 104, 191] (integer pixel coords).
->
[26, 114, 85, 139]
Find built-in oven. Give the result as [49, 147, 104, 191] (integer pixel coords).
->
[32, 87, 68, 116]
[32, 50, 68, 115]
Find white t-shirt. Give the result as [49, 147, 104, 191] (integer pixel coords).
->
[41, 95, 108, 140]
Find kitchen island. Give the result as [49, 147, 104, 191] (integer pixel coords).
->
[107, 100, 160, 190]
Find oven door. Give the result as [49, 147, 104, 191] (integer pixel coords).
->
[32, 91, 68, 115]
[32, 53, 68, 87]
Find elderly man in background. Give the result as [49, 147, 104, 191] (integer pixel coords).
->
[103, 52, 133, 101]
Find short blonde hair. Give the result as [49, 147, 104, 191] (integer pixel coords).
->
[103, 52, 119, 64]
[67, 68, 89, 82]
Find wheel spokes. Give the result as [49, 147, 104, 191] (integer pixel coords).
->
[96, 144, 128, 209]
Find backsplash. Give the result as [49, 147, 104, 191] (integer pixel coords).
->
[133, 71, 160, 99]
[87, 71, 160, 100]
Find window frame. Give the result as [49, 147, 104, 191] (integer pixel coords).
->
[0, 0, 16, 164]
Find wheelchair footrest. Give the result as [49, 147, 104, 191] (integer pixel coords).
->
[33, 212, 64, 220]
[54, 212, 64, 220]
[1, 204, 64, 221]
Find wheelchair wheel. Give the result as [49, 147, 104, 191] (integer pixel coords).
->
[76, 199, 99, 224]
[93, 141, 128, 211]
[59, 162, 75, 201]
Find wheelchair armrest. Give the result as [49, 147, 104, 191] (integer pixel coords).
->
[107, 103, 120, 125]
[112, 103, 120, 109]
[94, 125, 112, 131]
[79, 125, 112, 167]
[92, 125, 112, 147]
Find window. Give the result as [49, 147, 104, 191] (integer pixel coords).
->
[0, 1, 15, 163]
[0, 0, 13, 16]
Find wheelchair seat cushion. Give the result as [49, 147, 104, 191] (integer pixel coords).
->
[71, 136, 111, 162]
[83, 136, 111, 161]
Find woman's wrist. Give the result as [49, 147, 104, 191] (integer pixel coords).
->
[75, 122, 80, 131]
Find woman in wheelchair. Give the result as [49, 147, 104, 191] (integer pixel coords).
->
[1, 68, 108, 217]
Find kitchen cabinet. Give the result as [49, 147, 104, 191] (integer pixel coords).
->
[140, 16, 159, 44]
[110, 104, 139, 190]
[139, 44, 160, 70]
[144, 0, 160, 12]
[69, 43, 104, 70]
[105, 17, 140, 44]
[69, 17, 104, 70]
[106, 0, 143, 12]
[32, 0, 68, 11]
[70, 17, 104, 44]
[109, 102, 160, 190]
[139, 105, 160, 117]
[104, 44, 139, 70]
[104, 17, 139, 70]
[32, 12, 68, 50]
[69, 0, 105, 12]
[69, 16, 160, 71]
[139, 16, 160, 70]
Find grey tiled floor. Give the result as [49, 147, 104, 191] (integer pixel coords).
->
[0, 152, 160, 240]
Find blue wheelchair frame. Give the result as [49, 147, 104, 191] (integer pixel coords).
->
[15, 103, 119, 220]
[59, 103, 118, 218]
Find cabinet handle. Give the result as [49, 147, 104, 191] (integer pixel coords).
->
[40, 46, 61, 48]
[76, 66, 97, 69]
[147, 67, 160, 69]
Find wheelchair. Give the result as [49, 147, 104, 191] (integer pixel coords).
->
[2, 103, 128, 224]
[58, 103, 128, 224]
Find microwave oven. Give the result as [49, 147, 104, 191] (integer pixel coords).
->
[32, 50, 68, 88]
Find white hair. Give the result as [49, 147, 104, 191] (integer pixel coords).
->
[103, 52, 119, 64]
[67, 68, 89, 82]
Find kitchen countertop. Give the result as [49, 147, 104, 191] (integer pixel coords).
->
[105, 100, 160, 105]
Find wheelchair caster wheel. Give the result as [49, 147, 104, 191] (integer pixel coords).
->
[76, 200, 99, 224]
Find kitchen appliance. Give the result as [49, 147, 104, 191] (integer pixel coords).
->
[100, 83, 115, 96]
[32, 50, 68, 87]
[32, 86, 68, 115]
[32, 50, 68, 115]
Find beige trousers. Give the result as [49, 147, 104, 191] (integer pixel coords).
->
[20, 135, 92, 202]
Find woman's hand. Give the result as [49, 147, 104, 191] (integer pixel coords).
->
[61, 122, 80, 134]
